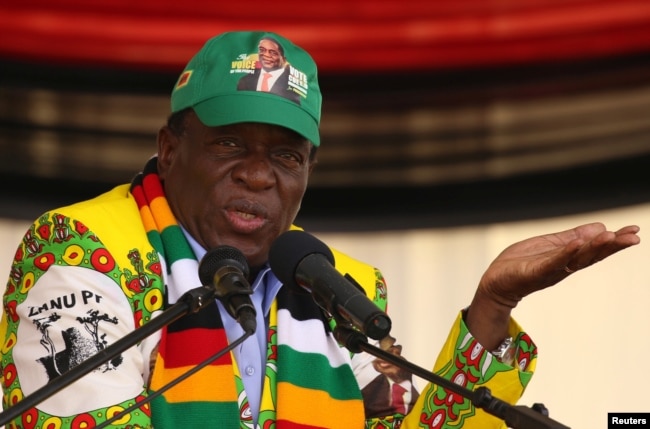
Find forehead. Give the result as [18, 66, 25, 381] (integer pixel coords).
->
[197, 119, 306, 143]
[185, 111, 311, 149]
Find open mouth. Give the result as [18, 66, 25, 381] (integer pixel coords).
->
[225, 201, 268, 233]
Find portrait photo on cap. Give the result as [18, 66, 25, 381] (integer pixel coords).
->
[236, 35, 304, 105]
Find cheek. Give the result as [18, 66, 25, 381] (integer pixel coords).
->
[283, 182, 309, 215]
[170, 153, 221, 187]
[165, 162, 214, 207]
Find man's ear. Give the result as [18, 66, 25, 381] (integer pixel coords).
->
[157, 126, 178, 180]
[307, 147, 318, 176]
[308, 158, 317, 176]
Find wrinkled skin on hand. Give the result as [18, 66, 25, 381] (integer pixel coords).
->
[466, 222, 641, 350]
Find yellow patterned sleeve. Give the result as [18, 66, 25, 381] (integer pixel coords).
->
[398, 312, 537, 429]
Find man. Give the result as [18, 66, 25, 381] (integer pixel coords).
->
[360, 335, 420, 418]
[237, 35, 302, 104]
[0, 31, 640, 429]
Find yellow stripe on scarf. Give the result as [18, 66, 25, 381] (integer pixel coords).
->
[150, 355, 239, 403]
[276, 382, 364, 428]
[138, 205, 157, 233]
[149, 195, 177, 231]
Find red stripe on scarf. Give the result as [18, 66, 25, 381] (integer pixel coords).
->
[143, 171, 166, 200]
[131, 183, 146, 209]
[161, 327, 232, 368]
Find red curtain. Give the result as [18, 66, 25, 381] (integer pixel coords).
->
[1, 0, 650, 73]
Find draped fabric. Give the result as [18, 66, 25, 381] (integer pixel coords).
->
[1, 0, 650, 72]
[1, 0, 650, 227]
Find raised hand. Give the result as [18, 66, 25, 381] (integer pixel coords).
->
[466, 222, 640, 350]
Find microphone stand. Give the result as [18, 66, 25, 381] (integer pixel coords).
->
[334, 323, 571, 429]
[0, 284, 230, 427]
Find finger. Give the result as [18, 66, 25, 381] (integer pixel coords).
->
[572, 222, 607, 240]
[554, 239, 584, 275]
[615, 224, 640, 235]
[614, 225, 641, 244]
[564, 226, 640, 272]
[562, 265, 576, 274]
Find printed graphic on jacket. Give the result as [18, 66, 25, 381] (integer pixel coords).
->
[33, 308, 122, 381]
[357, 334, 420, 419]
[2, 213, 164, 424]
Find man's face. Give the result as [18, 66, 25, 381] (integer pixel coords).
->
[258, 39, 285, 71]
[158, 111, 314, 270]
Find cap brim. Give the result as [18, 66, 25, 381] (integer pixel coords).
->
[192, 92, 320, 146]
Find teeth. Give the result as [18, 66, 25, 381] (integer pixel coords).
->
[237, 211, 256, 220]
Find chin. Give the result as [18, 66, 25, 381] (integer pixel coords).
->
[232, 242, 268, 266]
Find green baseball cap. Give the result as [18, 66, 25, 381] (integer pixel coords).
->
[171, 31, 322, 146]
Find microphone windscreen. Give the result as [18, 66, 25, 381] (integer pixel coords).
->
[198, 245, 250, 285]
[269, 230, 335, 287]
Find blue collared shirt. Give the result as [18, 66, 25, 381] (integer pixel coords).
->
[182, 229, 283, 425]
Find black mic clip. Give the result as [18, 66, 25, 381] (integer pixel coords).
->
[179, 285, 220, 314]
[198, 246, 257, 334]
[209, 264, 255, 318]
[332, 319, 369, 354]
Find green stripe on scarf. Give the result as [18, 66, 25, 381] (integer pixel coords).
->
[150, 398, 240, 428]
[276, 344, 362, 400]
[160, 226, 195, 263]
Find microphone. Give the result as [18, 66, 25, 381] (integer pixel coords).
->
[198, 246, 256, 334]
[269, 230, 391, 340]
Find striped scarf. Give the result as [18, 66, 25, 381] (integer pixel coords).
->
[130, 157, 365, 428]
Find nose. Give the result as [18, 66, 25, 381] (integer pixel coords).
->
[231, 153, 276, 190]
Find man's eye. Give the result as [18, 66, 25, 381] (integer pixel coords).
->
[217, 139, 238, 147]
[278, 152, 302, 164]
